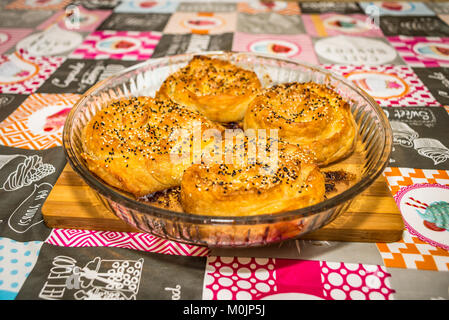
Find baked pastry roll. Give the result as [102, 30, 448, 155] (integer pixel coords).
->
[243, 82, 357, 166]
[156, 55, 261, 123]
[82, 97, 224, 197]
[180, 136, 325, 216]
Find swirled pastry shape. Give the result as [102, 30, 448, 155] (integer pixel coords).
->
[180, 135, 325, 216]
[156, 55, 262, 123]
[243, 82, 357, 166]
[82, 97, 224, 197]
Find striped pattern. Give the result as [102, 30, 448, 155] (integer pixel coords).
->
[45, 228, 210, 257]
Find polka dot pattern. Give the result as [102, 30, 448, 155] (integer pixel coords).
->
[320, 261, 395, 300]
[203, 257, 396, 301]
[203, 256, 276, 300]
[0, 237, 42, 297]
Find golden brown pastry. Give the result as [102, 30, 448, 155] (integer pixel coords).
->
[82, 97, 224, 197]
[243, 82, 357, 166]
[156, 55, 261, 123]
[180, 136, 325, 216]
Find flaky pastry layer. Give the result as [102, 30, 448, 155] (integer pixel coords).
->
[82, 97, 224, 197]
[156, 55, 261, 123]
[243, 82, 357, 166]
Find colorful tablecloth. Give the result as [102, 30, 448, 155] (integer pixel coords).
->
[0, 0, 448, 301]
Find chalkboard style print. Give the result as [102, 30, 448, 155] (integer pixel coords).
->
[71, 0, 120, 10]
[151, 33, 233, 58]
[0, 154, 55, 236]
[0, 154, 55, 192]
[0, 146, 65, 241]
[16, 245, 206, 300]
[37, 59, 138, 94]
[237, 12, 306, 34]
[382, 106, 449, 170]
[413, 67, 449, 105]
[379, 16, 449, 37]
[0, 94, 27, 122]
[413, 138, 449, 166]
[299, 2, 363, 14]
[390, 121, 419, 148]
[395, 183, 449, 250]
[97, 13, 170, 32]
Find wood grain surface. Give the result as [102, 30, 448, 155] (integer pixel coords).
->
[42, 164, 404, 243]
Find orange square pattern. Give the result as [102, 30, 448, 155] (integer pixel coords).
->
[376, 230, 449, 271]
[0, 93, 80, 150]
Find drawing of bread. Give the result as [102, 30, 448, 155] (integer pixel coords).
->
[414, 138, 449, 165]
[0, 154, 56, 191]
[390, 121, 419, 148]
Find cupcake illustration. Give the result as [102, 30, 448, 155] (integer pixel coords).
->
[406, 197, 449, 232]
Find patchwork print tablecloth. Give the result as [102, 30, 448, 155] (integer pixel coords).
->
[0, 0, 448, 301]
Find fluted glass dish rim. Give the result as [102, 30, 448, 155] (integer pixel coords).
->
[63, 51, 392, 226]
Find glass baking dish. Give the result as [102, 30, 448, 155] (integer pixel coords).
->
[62, 51, 392, 248]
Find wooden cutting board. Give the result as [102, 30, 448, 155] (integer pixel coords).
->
[41, 164, 404, 243]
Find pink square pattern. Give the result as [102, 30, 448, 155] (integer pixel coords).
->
[232, 32, 318, 64]
[388, 36, 449, 67]
[203, 257, 395, 300]
[45, 229, 210, 257]
[0, 52, 64, 94]
[303, 14, 384, 37]
[69, 30, 161, 61]
[323, 64, 440, 107]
